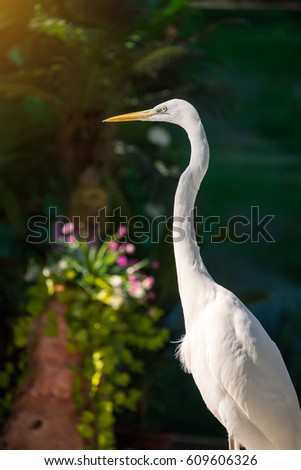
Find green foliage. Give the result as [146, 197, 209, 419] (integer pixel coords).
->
[13, 225, 168, 449]
[1, 2, 196, 436]
[30, 4, 87, 44]
[0, 1, 223, 354]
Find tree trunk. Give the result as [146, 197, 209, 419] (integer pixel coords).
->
[2, 300, 84, 450]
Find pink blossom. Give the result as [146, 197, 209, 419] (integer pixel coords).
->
[129, 277, 143, 294]
[151, 260, 160, 270]
[142, 276, 155, 290]
[129, 285, 137, 295]
[117, 255, 128, 266]
[108, 240, 118, 250]
[117, 244, 126, 253]
[129, 277, 141, 288]
[62, 222, 74, 235]
[118, 226, 128, 237]
[129, 281, 145, 299]
[125, 243, 135, 254]
[66, 235, 76, 243]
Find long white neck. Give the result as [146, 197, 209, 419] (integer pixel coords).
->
[173, 118, 212, 329]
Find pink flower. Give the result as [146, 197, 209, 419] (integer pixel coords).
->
[129, 284, 138, 295]
[151, 260, 160, 270]
[66, 235, 76, 243]
[117, 244, 126, 253]
[62, 222, 74, 235]
[118, 226, 128, 237]
[108, 240, 118, 250]
[125, 243, 135, 254]
[117, 255, 128, 266]
[128, 280, 145, 299]
[142, 276, 155, 290]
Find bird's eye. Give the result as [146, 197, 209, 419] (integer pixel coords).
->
[161, 106, 168, 113]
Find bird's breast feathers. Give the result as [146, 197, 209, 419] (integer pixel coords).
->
[178, 286, 301, 446]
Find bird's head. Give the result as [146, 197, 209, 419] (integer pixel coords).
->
[103, 98, 200, 130]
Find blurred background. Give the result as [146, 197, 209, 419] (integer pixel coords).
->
[0, 0, 301, 450]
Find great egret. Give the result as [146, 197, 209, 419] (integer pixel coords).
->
[103, 99, 301, 450]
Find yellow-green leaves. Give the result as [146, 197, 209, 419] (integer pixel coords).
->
[30, 5, 87, 45]
[134, 46, 187, 76]
[17, 230, 169, 450]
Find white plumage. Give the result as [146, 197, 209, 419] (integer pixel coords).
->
[103, 98, 301, 449]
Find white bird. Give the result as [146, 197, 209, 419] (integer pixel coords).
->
[103, 99, 301, 450]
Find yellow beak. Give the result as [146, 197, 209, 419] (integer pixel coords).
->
[102, 108, 155, 123]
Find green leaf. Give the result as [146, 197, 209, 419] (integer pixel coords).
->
[97, 431, 115, 450]
[114, 372, 131, 387]
[13, 317, 32, 348]
[133, 46, 187, 75]
[162, 0, 189, 17]
[74, 328, 88, 348]
[81, 410, 96, 424]
[44, 310, 58, 337]
[0, 371, 10, 388]
[77, 423, 94, 440]
[29, 12, 87, 44]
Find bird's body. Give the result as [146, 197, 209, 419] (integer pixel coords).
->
[178, 280, 301, 449]
[103, 99, 301, 449]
